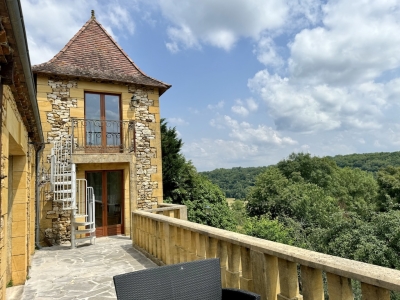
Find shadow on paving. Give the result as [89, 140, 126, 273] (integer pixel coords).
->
[21, 236, 157, 300]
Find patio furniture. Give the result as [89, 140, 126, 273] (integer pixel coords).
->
[113, 258, 261, 300]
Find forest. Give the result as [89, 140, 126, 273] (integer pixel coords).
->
[162, 120, 400, 299]
[200, 151, 400, 198]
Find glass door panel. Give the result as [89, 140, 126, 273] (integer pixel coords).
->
[85, 94, 102, 146]
[86, 170, 124, 236]
[105, 95, 121, 146]
[107, 171, 122, 226]
[86, 172, 103, 228]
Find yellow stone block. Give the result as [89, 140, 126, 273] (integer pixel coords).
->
[149, 106, 159, 114]
[11, 221, 26, 238]
[69, 87, 83, 98]
[11, 269, 26, 285]
[11, 236, 26, 256]
[148, 93, 159, 101]
[12, 172, 27, 190]
[12, 254, 26, 271]
[78, 81, 127, 93]
[152, 188, 162, 197]
[69, 108, 85, 119]
[12, 203, 27, 222]
[151, 173, 162, 183]
[36, 76, 49, 85]
[11, 157, 27, 172]
[37, 100, 52, 111]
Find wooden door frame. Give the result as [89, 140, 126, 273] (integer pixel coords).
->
[85, 169, 125, 237]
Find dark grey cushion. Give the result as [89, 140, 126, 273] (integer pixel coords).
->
[113, 258, 261, 300]
[114, 258, 221, 300]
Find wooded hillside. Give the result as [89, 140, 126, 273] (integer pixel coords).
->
[200, 151, 400, 198]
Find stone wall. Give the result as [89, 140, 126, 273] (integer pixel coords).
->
[0, 85, 36, 296]
[129, 86, 159, 209]
[43, 78, 78, 244]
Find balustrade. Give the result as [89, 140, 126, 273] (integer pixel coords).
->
[71, 118, 135, 153]
[132, 209, 400, 300]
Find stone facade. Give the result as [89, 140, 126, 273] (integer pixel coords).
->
[41, 78, 78, 245]
[129, 86, 159, 209]
[37, 77, 163, 243]
[0, 85, 37, 297]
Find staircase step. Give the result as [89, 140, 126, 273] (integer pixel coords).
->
[54, 181, 72, 185]
[53, 189, 72, 193]
[73, 221, 93, 226]
[74, 236, 96, 244]
[54, 173, 72, 177]
[53, 198, 73, 203]
[75, 214, 89, 218]
[75, 228, 96, 234]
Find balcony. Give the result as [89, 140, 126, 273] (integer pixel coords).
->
[132, 205, 400, 300]
[71, 118, 135, 154]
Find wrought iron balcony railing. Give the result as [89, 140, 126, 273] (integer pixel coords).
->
[71, 118, 135, 153]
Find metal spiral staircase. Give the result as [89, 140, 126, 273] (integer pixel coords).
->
[50, 139, 96, 248]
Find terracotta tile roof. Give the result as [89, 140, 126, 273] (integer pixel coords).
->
[32, 15, 171, 95]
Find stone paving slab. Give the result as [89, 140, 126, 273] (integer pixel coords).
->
[21, 235, 156, 300]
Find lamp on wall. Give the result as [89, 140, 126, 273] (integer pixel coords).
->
[130, 95, 139, 110]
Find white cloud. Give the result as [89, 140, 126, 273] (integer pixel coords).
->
[288, 0, 400, 85]
[158, 0, 288, 52]
[231, 98, 258, 117]
[168, 117, 188, 125]
[248, 0, 400, 136]
[254, 36, 284, 68]
[249, 70, 392, 132]
[212, 115, 296, 146]
[21, 0, 137, 65]
[207, 101, 225, 110]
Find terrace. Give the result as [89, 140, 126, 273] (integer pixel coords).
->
[11, 204, 400, 299]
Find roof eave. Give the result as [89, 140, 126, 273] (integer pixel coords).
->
[33, 69, 171, 96]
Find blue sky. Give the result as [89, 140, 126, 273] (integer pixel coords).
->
[22, 0, 400, 171]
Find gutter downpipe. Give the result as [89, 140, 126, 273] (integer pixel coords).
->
[5, 0, 45, 248]
[34, 144, 44, 249]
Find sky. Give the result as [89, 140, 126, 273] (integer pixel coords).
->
[21, 0, 400, 171]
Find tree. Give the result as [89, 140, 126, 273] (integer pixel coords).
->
[246, 167, 289, 217]
[161, 118, 189, 203]
[183, 174, 237, 231]
[161, 119, 237, 231]
[376, 166, 400, 211]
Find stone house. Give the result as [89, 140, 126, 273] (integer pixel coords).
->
[32, 12, 170, 245]
[0, 0, 44, 298]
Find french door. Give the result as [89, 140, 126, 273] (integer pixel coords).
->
[86, 170, 124, 237]
[84, 92, 121, 152]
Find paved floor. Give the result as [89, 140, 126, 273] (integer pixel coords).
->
[8, 235, 156, 300]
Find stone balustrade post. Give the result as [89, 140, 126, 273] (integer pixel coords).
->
[300, 266, 324, 300]
[218, 241, 228, 288]
[226, 243, 241, 289]
[278, 259, 302, 300]
[183, 229, 192, 262]
[162, 222, 171, 264]
[156, 221, 162, 259]
[361, 283, 390, 300]
[207, 237, 218, 258]
[190, 232, 197, 261]
[197, 234, 206, 260]
[326, 273, 353, 300]
[240, 247, 253, 291]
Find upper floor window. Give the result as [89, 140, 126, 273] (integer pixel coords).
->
[85, 92, 121, 121]
[84, 92, 121, 150]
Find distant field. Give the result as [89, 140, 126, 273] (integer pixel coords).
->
[226, 198, 235, 206]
